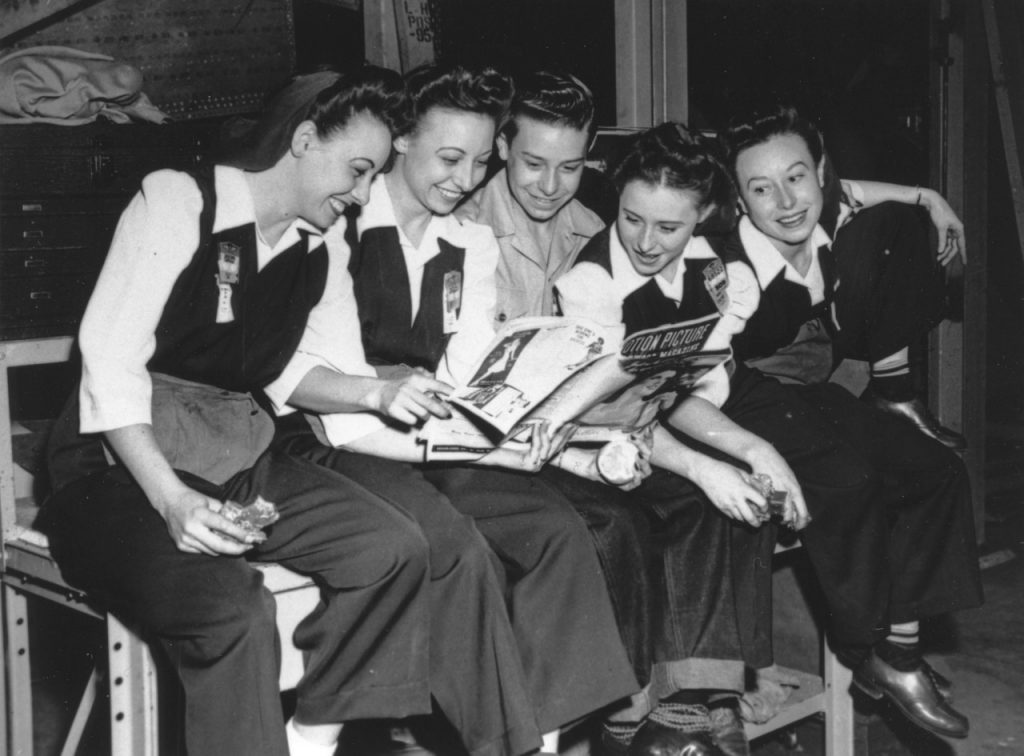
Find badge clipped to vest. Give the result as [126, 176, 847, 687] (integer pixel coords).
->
[442, 270, 463, 334]
[702, 258, 730, 313]
[215, 243, 241, 323]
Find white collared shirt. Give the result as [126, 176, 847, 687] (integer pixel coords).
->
[737, 215, 833, 306]
[555, 230, 759, 407]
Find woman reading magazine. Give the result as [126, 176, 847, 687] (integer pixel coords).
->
[549, 123, 784, 756]
[273, 63, 639, 756]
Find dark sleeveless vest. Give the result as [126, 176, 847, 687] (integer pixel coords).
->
[149, 169, 328, 392]
[575, 228, 725, 336]
[708, 230, 838, 364]
[47, 168, 329, 489]
[348, 225, 466, 372]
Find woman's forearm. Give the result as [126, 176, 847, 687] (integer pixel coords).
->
[104, 424, 191, 516]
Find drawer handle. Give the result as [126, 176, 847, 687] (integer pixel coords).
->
[23, 259, 47, 269]
[20, 203, 44, 213]
[29, 291, 53, 300]
[22, 230, 45, 240]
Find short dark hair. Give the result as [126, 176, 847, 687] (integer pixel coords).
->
[501, 70, 595, 142]
[404, 63, 513, 130]
[610, 122, 737, 235]
[721, 105, 825, 179]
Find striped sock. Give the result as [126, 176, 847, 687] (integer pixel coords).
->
[888, 621, 920, 646]
[869, 349, 914, 401]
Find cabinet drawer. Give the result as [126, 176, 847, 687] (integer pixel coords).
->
[1, 196, 128, 217]
[1, 214, 117, 251]
[0, 247, 108, 278]
[0, 275, 97, 326]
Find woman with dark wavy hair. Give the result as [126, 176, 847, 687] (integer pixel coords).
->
[554, 123, 784, 756]
[40, 67, 457, 756]
[276, 63, 640, 756]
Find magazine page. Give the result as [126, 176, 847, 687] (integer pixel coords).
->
[446, 316, 616, 434]
[509, 312, 729, 438]
[420, 313, 730, 462]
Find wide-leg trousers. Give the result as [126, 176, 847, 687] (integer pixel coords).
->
[40, 449, 448, 756]
[723, 368, 983, 648]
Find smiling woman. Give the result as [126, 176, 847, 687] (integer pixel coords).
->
[36, 67, 453, 756]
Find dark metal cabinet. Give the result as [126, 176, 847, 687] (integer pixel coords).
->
[0, 120, 221, 340]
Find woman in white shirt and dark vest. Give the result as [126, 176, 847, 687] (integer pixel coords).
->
[554, 123, 783, 756]
[273, 64, 639, 756]
[710, 107, 981, 742]
[39, 69, 525, 756]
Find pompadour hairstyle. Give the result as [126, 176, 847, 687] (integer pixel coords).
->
[502, 69, 595, 141]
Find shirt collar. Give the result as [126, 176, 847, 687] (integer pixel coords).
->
[608, 226, 716, 305]
[737, 215, 831, 290]
[360, 172, 463, 269]
[476, 169, 604, 255]
[213, 166, 324, 259]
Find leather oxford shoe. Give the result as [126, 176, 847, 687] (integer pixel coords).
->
[922, 658, 954, 701]
[862, 391, 967, 450]
[853, 649, 968, 739]
[629, 721, 724, 756]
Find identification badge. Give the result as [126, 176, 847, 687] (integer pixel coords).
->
[217, 243, 241, 285]
[702, 259, 729, 312]
[442, 270, 462, 334]
[216, 281, 234, 323]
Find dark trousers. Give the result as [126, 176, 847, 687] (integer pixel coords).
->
[269, 432, 546, 756]
[276, 418, 639, 736]
[724, 369, 983, 647]
[832, 202, 947, 363]
[541, 463, 776, 686]
[422, 465, 640, 731]
[39, 449, 439, 756]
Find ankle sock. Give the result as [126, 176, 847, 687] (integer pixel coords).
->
[888, 621, 921, 646]
[876, 639, 923, 672]
[869, 350, 915, 401]
[285, 719, 339, 756]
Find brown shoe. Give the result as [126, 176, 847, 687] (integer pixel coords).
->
[853, 649, 968, 738]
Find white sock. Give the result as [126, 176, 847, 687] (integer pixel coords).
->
[285, 718, 339, 756]
[540, 729, 560, 754]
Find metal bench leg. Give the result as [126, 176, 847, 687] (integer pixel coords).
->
[107, 614, 159, 756]
[4, 585, 33, 756]
[823, 634, 855, 756]
[59, 666, 101, 756]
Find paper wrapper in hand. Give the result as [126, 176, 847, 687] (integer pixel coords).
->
[221, 496, 280, 532]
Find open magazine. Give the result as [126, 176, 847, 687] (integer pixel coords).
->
[419, 314, 731, 462]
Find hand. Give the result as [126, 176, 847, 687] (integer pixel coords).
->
[366, 373, 454, 425]
[920, 188, 966, 266]
[743, 443, 811, 530]
[157, 487, 261, 556]
[690, 457, 768, 527]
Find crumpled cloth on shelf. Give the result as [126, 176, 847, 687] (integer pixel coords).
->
[0, 45, 168, 125]
[738, 664, 802, 724]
